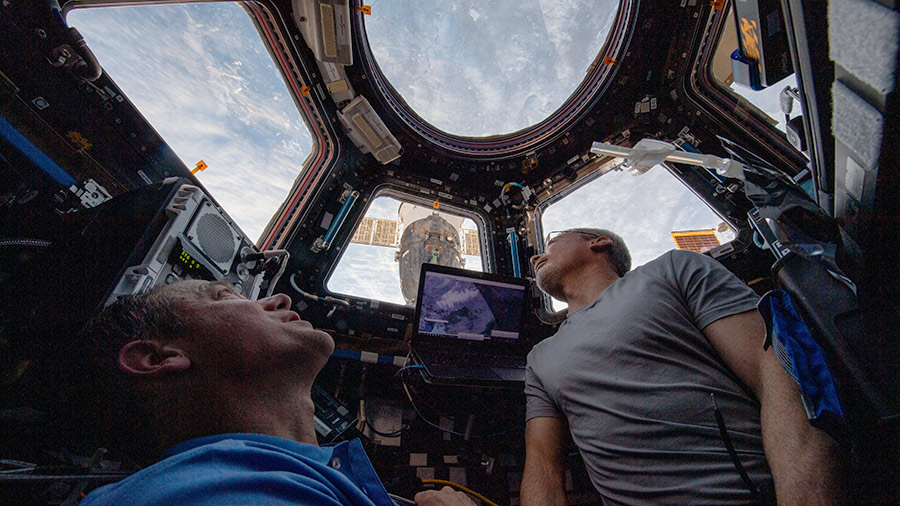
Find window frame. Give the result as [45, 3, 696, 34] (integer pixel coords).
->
[707, 4, 802, 137]
[63, 1, 321, 245]
[531, 159, 739, 314]
[353, 0, 638, 157]
[689, 1, 808, 176]
[323, 185, 492, 305]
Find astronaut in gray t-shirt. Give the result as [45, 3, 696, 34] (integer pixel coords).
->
[521, 228, 842, 506]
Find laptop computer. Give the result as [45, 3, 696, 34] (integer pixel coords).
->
[410, 263, 529, 385]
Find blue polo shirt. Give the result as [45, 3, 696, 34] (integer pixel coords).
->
[80, 434, 396, 505]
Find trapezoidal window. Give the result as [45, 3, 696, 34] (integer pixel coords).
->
[327, 195, 483, 306]
[709, 3, 801, 136]
[364, 0, 621, 137]
[67, 3, 314, 242]
[539, 164, 735, 311]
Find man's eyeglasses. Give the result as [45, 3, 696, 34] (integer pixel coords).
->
[544, 230, 602, 248]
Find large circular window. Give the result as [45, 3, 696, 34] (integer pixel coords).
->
[365, 1, 621, 138]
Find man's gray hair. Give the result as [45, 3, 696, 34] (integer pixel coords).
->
[563, 227, 632, 276]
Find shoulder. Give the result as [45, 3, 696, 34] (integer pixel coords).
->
[638, 250, 752, 298]
[614, 250, 692, 285]
[641, 249, 731, 280]
[661, 249, 716, 270]
[526, 322, 569, 373]
[81, 437, 340, 506]
[619, 249, 693, 277]
[527, 332, 556, 363]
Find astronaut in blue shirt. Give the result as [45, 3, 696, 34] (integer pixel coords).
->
[77, 280, 472, 506]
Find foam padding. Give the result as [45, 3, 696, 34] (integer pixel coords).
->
[830, 0, 899, 94]
[832, 81, 884, 169]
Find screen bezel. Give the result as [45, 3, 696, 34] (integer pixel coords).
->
[412, 263, 529, 354]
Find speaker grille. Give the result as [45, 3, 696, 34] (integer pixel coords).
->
[196, 213, 235, 263]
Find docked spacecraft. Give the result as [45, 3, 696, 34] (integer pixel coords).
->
[395, 202, 465, 304]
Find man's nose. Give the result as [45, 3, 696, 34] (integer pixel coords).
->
[259, 293, 291, 311]
[530, 253, 543, 266]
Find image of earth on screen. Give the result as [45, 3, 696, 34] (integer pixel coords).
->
[418, 272, 525, 341]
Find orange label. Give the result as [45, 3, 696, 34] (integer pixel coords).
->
[740, 17, 760, 61]
[356, 5, 372, 15]
[66, 130, 92, 151]
[603, 56, 618, 65]
[711, 0, 725, 10]
[300, 86, 311, 96]
[192, 160, 208, 174]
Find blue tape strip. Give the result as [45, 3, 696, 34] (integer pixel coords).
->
[508, 231, 521, 278]
[0, 115, 77, 187]
[322, 192, 358, 246]
[330, 349, 359, 361]
[330, 348, 405, 366]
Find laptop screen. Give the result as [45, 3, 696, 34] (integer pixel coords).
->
[415, 265, 527, 344]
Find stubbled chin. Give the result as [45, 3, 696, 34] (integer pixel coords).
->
[536, 264, 563, 296]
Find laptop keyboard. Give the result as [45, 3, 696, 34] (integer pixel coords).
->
[427, 351, 526, 369]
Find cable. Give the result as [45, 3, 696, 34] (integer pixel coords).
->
[711, 393, 761, 503]
[0, 238, 52, 248]
[388, 492, 416, 505]
[397, 355, 522, 438]
[499, 182, 527, 211]
[420, 479, 499, 506]
[289, 272, 350, 307]
[402, 378, 445, 421]
[243, 249, 290, 262]
[402, 380, 469, 437]
[262, 250, 290, 298]
[394, 365, 425, 377]
[266, 259, 288, 298]
[400, 379, 525, 439]
[364, 419, 407, 438]
[396, 358, 442, 415]
[358, 396, 408, 438]
[289, 271, 308, 295]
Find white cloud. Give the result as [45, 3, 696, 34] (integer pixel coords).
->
[68, 3, 312, 241]
[365, 0, 619, 136]
[542, 166, 727, 267]
[436, 285, 479, 309]
[328, 244, 406, 305]
[540, 164, 730, 310]
[69, 1, 735, 310]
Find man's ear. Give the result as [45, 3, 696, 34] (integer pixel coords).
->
[588, 236, 612, 252]
[118, 340, 191, 377]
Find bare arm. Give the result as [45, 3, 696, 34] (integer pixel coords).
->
[414, 486, 476, 506]
[521, 416, 568, 506]
[704, 310, 844, 505]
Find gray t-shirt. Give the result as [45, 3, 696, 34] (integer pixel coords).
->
[525, 250, 770, 505]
